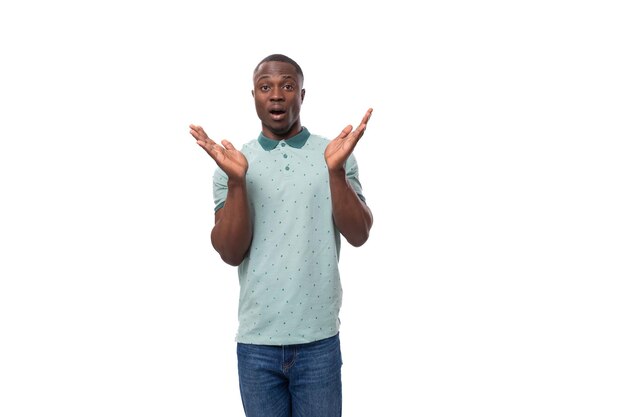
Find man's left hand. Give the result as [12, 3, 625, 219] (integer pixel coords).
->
[324, 108, 373, 172]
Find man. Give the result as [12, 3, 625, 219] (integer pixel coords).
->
[189, 54, 373, 417]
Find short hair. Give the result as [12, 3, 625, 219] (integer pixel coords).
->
[253, 54, 304, 81]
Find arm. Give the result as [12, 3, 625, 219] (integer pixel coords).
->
[328, 168, 373, 247]
[190, 124, 252, 266]
[211, 179, 252, 266]
[324, 109, 374, 247]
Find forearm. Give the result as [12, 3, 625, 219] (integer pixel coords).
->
[328, 169, 373, 247]
[211, 180, 253, 266]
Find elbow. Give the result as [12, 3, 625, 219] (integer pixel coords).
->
[347, 211, 373, 247]
[212, 240, 247, 266]
[220, 253, 245, 266]
[340, 213, 373, 247]
[213, 242, 247, 266]
[346, 230, 370, 247]
[211, 228, 251, 267]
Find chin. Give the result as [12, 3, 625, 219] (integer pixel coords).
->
[265, 122, 290, 136]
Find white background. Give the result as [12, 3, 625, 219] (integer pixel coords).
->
[1, 1, 625, 416]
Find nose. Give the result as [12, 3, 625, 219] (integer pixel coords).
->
[270, 88, 285, 101]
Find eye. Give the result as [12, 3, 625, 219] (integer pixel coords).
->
[259, 85, 270, 92]
[283, 84, 295, 91]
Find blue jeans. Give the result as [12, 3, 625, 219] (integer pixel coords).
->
[237, 333, 343, 417]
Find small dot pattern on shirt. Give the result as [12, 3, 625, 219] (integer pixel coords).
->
[213, 128, 365, 345]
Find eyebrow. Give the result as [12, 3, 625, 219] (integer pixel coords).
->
[255, 74, 296, 82]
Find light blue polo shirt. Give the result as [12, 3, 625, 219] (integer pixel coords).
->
[213, 127, 366, 345]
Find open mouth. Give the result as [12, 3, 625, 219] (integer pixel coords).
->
[269, 109, 286, 120]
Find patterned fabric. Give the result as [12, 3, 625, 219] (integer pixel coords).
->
[213, 127, 365, 345]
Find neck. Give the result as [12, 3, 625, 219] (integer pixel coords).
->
[262, 122, 302, 141]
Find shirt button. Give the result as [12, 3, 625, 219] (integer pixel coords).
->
[280, 142, 286, 147]
[283, 154, 288, 158]
[285, 165, 290, 171]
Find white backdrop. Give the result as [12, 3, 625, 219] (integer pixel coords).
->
[1, 1, 625, 416]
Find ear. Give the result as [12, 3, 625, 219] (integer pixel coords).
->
[301, 88, 306, 103]
[251, 89, 255, 98]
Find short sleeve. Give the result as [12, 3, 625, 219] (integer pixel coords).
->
[212, 167, 228, 212]
[345, 154, 366, 203]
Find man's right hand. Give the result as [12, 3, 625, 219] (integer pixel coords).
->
[189, 124, 248, 181]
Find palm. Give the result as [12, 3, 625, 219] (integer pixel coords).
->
[212, 146, 248, 179]
[189, 124, 248, 180]
[325, 133, 355, 171]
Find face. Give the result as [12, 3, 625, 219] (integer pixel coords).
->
[252, 61, 305, 140]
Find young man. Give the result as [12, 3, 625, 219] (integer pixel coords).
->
[189, 54, 373, 417]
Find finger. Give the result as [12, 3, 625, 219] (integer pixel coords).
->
[359, 108, 373, 127]
[191, 130, 216, 147]
[189, 124, 204, 135]
[351, 109, 373, 141]
[189, 124, 210, 141]
[221, 139, 236, 150]
[194, 136, 218, 149]
[196, 138, 219, 153]
[352, 125, 366, 142]
[198, 142, 225, 162]
[337, 125, 353, 139]
[196, 139, 212, 152]
[190, 130, 202, 141]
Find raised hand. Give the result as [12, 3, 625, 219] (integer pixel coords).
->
[324, 108, 373, 172]
[189, 124, 248, 181]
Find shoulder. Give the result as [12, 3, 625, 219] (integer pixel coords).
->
[303, 133, 330, 150]
[240, 138, 261, 155]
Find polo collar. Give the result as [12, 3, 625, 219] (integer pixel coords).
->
[257, 127, 310, 151]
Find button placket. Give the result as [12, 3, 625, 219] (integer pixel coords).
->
[281, 145, 290, 173]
